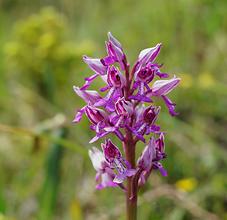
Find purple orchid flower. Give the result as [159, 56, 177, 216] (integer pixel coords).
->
[137, 133, 167, 186]
[73, 32, 180, 204]
[101, 32, 126, 71]
[150, 76, 181, 116]
[126, 105, 160, 142]
[96, 66, 126, 112]
[102, 139, 136, 183]
[129, 44, 169, 103]
[89, 147, 117, 189]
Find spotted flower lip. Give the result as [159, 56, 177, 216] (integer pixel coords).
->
[74, 32, 180, 190]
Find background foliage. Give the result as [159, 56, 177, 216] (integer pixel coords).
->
[0, 0, 226, 219]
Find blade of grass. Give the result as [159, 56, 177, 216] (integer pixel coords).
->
[38, 127, 66, 220]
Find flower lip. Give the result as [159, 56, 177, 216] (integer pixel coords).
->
[137, 65, 155, 82]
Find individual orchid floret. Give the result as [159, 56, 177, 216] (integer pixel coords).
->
[72, 87, 104, 123]
[127, 106, 160, 142]
[85, 106, 123, 143]
[136, 137, 156, 186]
[96, 66, 126, 112]
[73, 103, 124, 143]
[150, 76, 181, 116]
[101, 32, 126, 71]
[137, 134, 167, 186]
[137, 137, 156, 171]
[89, 147, 117, 190]
[100, 97, 133, 135]
[102, 139, 136, 183]
[152, 133, 167, 176]
[129, 44, 169, 103]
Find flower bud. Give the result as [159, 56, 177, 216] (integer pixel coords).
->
[137, 137, 156, 170]
[155, 133, 166, 160]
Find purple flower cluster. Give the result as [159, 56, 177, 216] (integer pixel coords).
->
[73, 33, 180, 190]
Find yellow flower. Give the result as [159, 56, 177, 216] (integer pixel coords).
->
[175, 177, 197, 192]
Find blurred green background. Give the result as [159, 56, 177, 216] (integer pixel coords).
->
[0, 0, 227, 219]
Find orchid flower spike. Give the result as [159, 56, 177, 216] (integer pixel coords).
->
[73, 32, 180, 193]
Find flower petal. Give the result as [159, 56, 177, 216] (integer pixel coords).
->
[73, 86, 102, 104]
[83, 55, 107, 75]
[88, 147, 105, 171]
[138, 43, 162, 65]
[151, 76, 181, 96]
